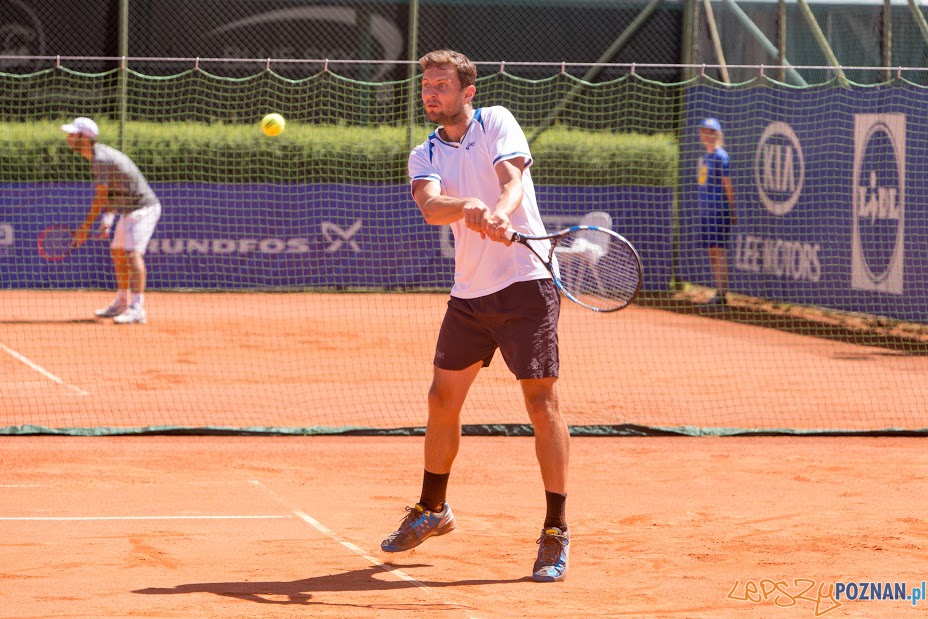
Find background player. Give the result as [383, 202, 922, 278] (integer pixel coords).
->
[63, 117, 162, 324]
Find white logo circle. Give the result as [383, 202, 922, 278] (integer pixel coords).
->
[0, 0, 46, 71]
[754, 122, 805, 216]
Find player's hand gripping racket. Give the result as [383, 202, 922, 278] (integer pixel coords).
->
[505, 225, 643, 312]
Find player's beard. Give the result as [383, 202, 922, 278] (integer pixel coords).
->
[426, 107, 468, 126]
[425, 92, 471, 126]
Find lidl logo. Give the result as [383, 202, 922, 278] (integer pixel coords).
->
[852, 114, 905, 294]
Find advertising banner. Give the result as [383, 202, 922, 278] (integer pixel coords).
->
[683, 85, 928, 323]
[0, 183, 672, 292]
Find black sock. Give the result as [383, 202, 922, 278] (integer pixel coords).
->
[419, 470, 449, 512]
[543, 490, 568, 531]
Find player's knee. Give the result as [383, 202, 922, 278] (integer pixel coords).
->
[427, 386, 462, 419]
[524, 393, 560, 424]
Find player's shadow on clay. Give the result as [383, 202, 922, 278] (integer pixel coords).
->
[133, 564, 530, 606]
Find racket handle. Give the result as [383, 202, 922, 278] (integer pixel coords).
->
[504, 228, 520, 242]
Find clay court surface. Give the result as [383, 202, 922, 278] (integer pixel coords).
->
[2, 290, 927, 617]
[2, 435, 927, 618]
[2, 290, 925, 431]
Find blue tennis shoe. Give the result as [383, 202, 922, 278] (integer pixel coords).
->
[532, 527, 570, 582]
[381, 503, 456, 552]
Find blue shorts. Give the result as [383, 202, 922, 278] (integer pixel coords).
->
[434, 279, 560, 380]
[700, 214, 731, 249]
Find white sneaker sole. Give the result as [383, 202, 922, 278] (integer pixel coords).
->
[113, 312, 147, 325]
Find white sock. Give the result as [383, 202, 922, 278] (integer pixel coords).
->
[131, 293, 144, 309]
[115, 289, 129, 305]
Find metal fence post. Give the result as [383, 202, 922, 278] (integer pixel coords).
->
[405, 0, 420, 155]
[883, 0, 892, 82]
[118, 0, 129, 150]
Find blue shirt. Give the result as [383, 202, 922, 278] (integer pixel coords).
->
[697, 147, 731, 218]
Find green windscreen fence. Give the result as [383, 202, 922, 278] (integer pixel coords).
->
[1, 63, 926, 436]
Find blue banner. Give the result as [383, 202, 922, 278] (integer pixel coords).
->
[0, 183, 672, 292]
[684, 85, 928, 323]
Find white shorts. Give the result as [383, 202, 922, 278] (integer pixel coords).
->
[112, 203, 161, 254]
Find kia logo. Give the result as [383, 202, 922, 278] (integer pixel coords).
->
[754, 122, 805, 216]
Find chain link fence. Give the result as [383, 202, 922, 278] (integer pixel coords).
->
[1, 0, 116, 73]
[3, 0, 928, 85]
[4, 0, 679, 81]
[698, 0, 928, 85]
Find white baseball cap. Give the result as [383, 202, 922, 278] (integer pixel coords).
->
[61, 117, 99, 140]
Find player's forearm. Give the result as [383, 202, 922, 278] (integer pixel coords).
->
[722, 178, 736, 214]
[79, 197, 107, 230]
[418, 195, 469, 226]
[492, 177, 523, 219]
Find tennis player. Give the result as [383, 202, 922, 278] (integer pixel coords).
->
[63, 117, 161, 324]
[380, 49, 571, 582]
[697, 117, 737, 306]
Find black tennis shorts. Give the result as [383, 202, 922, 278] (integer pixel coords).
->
[434, 278, 560, 380]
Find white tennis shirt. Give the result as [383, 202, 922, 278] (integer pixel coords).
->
[409, 106, 551, 299]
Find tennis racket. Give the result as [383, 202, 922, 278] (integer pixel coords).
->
[37, 224, 74, 262]
[506, 225, 643, 312]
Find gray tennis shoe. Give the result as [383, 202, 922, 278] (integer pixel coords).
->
[381, 503, 456, 552]
[95, 302, 126, 318]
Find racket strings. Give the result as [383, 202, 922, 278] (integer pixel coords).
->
[38, 227, 73, 261]
[553, 229, 641, 311]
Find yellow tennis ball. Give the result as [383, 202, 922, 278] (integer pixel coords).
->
[261, 113, 285, 137]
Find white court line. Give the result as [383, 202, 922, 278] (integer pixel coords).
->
[0, 515, 291, 521]
[249, 480, 481, 619]
[0, 341, 90, 396]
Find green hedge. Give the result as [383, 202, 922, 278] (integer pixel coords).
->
[0, 121, 678, 186]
